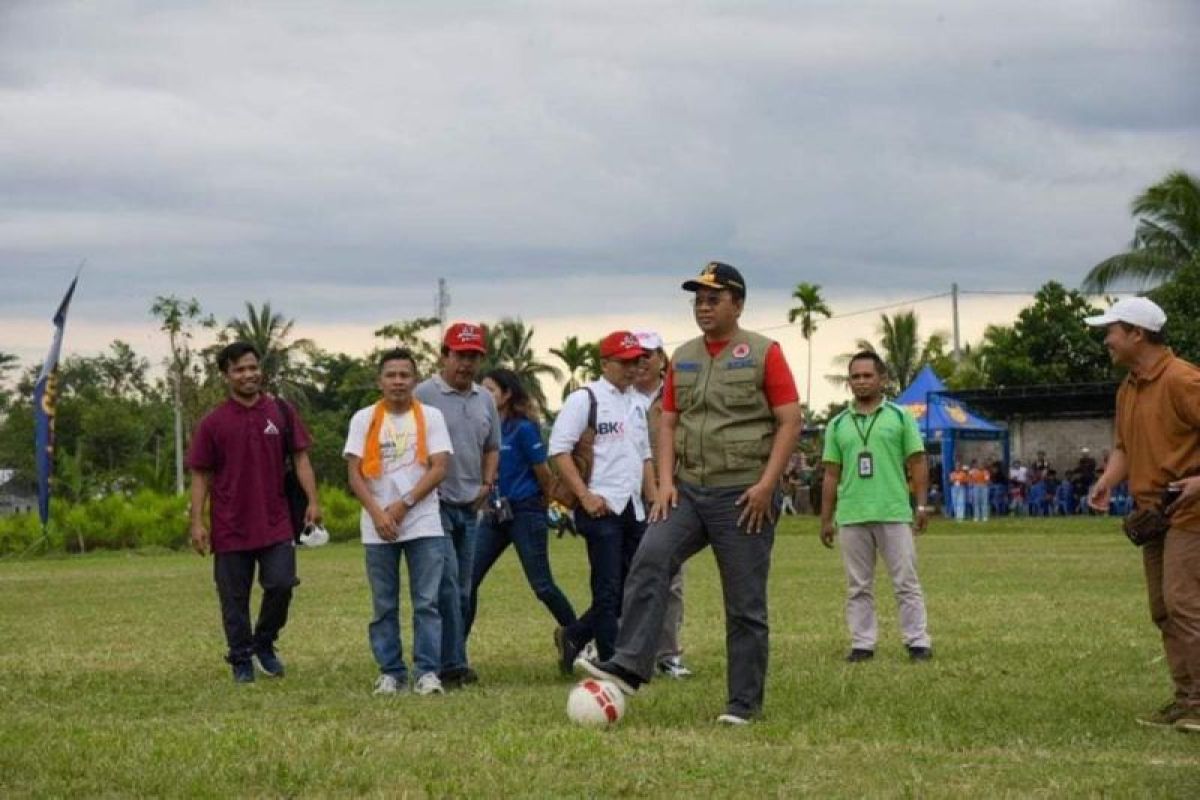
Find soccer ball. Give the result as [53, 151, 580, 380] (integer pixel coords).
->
[566, 679, 626, 726]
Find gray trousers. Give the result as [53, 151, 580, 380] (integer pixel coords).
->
[839, 523, 931, 650]
[655, 566, 686, 660]
[613, 482, 774, 718]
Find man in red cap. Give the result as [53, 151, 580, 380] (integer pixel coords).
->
[551, 331, 657, 671]
[582, 262, 803, 725]
[414, 322, 501, 688]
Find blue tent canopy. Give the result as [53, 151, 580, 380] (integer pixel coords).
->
[896, 366, 1005, 439]
[895, 366, 1009, 488]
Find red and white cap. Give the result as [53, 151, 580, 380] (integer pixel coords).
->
[632, 330, 664, 352]
[443, 322, 488, 353]
[599, 331, 647, 360]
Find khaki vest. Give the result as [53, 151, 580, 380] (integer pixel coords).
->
[673, 331, 776, 487]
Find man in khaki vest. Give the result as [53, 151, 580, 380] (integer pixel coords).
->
[582, 262, 803, 724]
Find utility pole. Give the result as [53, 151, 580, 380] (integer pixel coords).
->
[951, 282, 962, 361]
[436, 278, 450, 338]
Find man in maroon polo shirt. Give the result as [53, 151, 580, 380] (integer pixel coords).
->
[187, 341, 321, 683]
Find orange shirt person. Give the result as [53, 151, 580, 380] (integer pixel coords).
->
[967, 460, 990, 521]
[948, 464, 969, 521]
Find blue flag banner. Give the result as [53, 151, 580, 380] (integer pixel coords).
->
[33, 277, 79, 529]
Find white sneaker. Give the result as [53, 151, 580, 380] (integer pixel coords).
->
[580, 641, 598, 662]
[413, 672, 445, 696]
[716, 713, 750, 726]
[657, 656, 693, 679]
[373, 674, 405, 695]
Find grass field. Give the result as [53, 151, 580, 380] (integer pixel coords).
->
[2, 515, 1198, 798]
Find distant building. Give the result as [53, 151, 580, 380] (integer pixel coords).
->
[0, 469, 36, 516]
[936, 382, 1117, 471]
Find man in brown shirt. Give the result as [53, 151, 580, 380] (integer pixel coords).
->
[1087, 297, 1200, 733]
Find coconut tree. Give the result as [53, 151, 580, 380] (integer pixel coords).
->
[786, 282, 832, 414]
[550, 335, 601, 401]
[1083, 170, 1200, 292]
[827, 310, 948, 395]
[485, 318, 562, 413]
[224, 301, 314, 402]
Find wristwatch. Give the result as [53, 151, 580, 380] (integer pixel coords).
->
[916, 505, 932, 513]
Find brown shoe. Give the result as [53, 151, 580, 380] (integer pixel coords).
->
[1136, 701, 1188, 728]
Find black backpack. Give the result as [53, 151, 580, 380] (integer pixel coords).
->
[274, 397, 308, 542]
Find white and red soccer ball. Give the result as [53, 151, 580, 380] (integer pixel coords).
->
[566, 679, 626, 726]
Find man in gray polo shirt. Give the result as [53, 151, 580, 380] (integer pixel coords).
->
[414, 322, 501, 687]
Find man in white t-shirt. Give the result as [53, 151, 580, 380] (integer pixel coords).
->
[552, 330, 656, 671]
[345, 348, 454, 697]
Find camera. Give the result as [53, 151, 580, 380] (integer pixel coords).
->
[489, 495, 514, 524]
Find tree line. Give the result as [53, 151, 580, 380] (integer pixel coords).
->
[1, 170, 1197, 502]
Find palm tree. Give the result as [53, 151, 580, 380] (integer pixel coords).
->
[1083, 170, 1200, 291]
[827, 310, 947, 394]
[550, 335, 601, 401]
[485, 318, 562, 413]
[225, 301, 314, 402]
[786, 282, 832, 414]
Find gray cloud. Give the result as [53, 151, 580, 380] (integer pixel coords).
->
[1, 0, 1197, 332]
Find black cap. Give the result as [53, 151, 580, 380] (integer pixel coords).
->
[682, 261, 746, 297]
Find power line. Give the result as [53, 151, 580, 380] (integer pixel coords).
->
[752, 291, 951, 334]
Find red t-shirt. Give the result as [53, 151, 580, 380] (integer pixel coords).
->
[186, 395, 312, 553]
[662, 340, 799, 413]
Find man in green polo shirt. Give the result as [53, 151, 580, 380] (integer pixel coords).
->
[821, 350, 933, 663]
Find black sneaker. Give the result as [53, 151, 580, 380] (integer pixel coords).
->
[555, 627, 583, 675]
[579, 659, 642, 696]
[846, 648, 875, 663]
[230, 660, 255, 684]
[439, 666, 479, 690]
[254, 649, 286, 678]
[908, 646, 933, 662]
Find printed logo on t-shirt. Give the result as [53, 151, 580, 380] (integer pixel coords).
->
[264, 420, 280, 436]
[597, 421, 625, 437]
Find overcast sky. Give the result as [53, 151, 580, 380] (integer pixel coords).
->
[1, 1, 1197, 407]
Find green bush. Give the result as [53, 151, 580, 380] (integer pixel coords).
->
[319, 484, 361, 542]
[0, 487, 360, 556]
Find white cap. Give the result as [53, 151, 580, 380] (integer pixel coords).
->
[633, 330, 664, 351]
[1084, 297, 1167, 332]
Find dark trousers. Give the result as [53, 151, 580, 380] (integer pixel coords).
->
[612, 482, 775, 718]
[466, 499, 577, 638]
[213, 539, 297, 665]
[564, 501, 645, 662]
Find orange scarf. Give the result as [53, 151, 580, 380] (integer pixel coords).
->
[360, 399, 428, 479]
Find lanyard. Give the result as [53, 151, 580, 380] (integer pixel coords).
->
[850, 406, 883, 449]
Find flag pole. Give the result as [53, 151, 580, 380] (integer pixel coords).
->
[32, 263, 83, 553]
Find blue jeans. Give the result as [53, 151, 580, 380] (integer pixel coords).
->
[466, 499, 577, 638]
[364, 537, 444, 680]
[564, 501, 645, 662]
[972, 484, 989, 521]
[438, 503, 478, 671]
[951, 485, 967, 521]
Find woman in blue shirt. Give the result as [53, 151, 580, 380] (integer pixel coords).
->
[464, 369, 578, 666]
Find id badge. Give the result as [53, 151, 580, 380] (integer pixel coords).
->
[857, 451, 874, 479]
